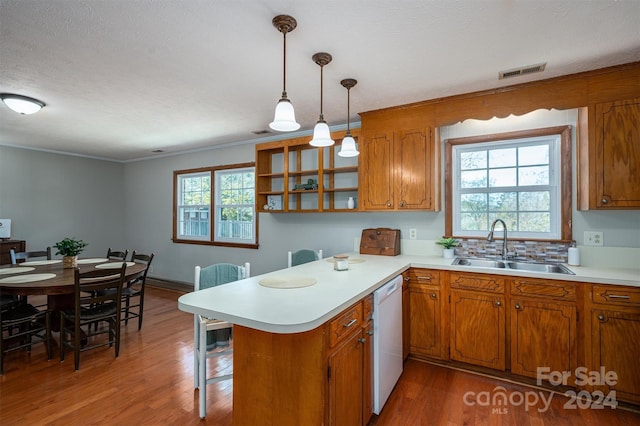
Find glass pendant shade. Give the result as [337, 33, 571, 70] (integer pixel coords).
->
[309, 120, 334, 147]
[338, 135, 359, 157]
[270, 97, 300, 131]
[1, 94, 45, 115]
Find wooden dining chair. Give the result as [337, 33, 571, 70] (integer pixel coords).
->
[120, 251, 154, 330]
[1, 291, 52, 375]
[106, 248, 129, 261]
[287, 249, 323, 267]
[59, 264, 126, 371]
[193, 262, 250, 419]
[9, 247, 51, 264]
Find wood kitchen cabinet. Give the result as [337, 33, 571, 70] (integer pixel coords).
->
[359, 106, 439, 211]
[233, 296, 373, 425]
[402, 271, 410, 360]
[449, 272, 506, 370]
[407, 268, 447, 360]
[0, 240, 25, 265]
[585, 284, 640, 404]
[578, 97, 640, 209]
[509, 278, 578, 383]
[255, 129, 360, 213]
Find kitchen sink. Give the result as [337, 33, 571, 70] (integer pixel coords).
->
[452, 257, 575, 275]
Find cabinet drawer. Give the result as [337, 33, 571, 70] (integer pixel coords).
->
[449, 272, 505, 293]
[408, 268, 440, 285]
[511, 278, 576, 301]
[592, 285, 640, 307]
[328, 302, 363, 348]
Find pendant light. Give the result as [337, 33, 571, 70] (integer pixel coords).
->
[269, 15, 300, 132]
[0, 93, 45, 115]
[338, 79, 359, 157]
[309, 52, 335, 147]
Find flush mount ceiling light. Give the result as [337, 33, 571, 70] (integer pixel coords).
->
[309, 52, 334, 147]
[338, 78, 359, 157]
[269, 15, 300, 132]
[0, 93, 45, 115]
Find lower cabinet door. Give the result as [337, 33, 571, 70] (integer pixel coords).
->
[409, 284, 443, 358]
[510, 299, 577, 382]
[328, 330, 364, 425]
[450, 290, 505, 370]
[591, 309, 640, 404]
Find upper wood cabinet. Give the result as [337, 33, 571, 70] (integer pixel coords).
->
[579, 97, 640, 209]
[359, 106, 440, 211]
[255, 129, 360, 213]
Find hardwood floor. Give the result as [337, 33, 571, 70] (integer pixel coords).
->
[1, 286, 638, 425]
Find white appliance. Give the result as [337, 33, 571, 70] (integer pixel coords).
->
[373, 275, 403, 414]
[0, 219, 11, 239]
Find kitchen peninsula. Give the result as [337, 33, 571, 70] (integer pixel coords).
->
[178, 254, 640, 425]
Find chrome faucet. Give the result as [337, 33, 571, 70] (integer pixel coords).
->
[487, 219, 509, 260]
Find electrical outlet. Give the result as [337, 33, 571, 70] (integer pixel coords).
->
[409, 228, 417, 240]
[584, 231, 604, 246]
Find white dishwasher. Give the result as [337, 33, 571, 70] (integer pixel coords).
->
[373, 275, 403, 414]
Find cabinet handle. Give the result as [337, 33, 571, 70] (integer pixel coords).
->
[400, 200, 406, 207]
[598, 314, 606, 321]
[431, 293, 437, 299]
[358, 338, 366, 344]
[417, 276, 432, 281]
[404, 276, 410, 282]
[601, 198, 608, 204]
[386, 201, 392, 208]
[367, 329, 374, 336]
[495, 301, 502, 307]
[515, 303, 521, 310]
[343, 318, 357, 328]
[607, 294, 630, 299]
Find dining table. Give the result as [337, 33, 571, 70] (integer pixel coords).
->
[0, 258, 146, 330]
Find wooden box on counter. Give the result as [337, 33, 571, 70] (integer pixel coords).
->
[360, 228, 401, 256]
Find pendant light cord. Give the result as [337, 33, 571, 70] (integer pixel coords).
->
[346, 87, 351, 134]
[282, 33, 287, 97]
[319, 65, 324, 121]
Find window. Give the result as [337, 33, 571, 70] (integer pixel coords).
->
[445, 126, 571, 241]
[174, 162, 257, 248]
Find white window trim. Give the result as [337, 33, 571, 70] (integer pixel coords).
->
[451, 135, 562, 240]
[213, 166, 256, 245]
[177, 171, 211, 241]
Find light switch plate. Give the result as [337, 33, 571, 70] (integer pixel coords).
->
[584, 231, 604, 246]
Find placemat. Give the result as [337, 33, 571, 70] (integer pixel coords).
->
[77, 258, 109, 264]
[20, 260, 62, 266]
[0, 267, 35, 275]
[258, 276, 317, 289]
[95, 262, 135, 269]
[0, 273, 56, 284]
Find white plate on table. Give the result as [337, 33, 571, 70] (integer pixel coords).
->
[95, 262, 135, 269]
[0, 267, 35, 275]
[20, 260, 62, 266]
[77, 258, 109, 264]
[0, 273, 56, 284]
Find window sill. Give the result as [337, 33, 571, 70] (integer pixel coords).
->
[172, 238, 259, 250]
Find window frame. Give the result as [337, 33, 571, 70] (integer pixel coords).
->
[173, 162, 258, 249]
[444, 126, 572, 241]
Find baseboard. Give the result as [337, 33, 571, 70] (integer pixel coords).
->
[147, 277, 191, 293]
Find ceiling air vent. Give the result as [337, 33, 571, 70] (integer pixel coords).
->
[252, 129, 272, 135]
[499, 62, 546, 80]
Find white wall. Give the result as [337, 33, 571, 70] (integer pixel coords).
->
[440, 108, 640, 248]
[2, 108, 638, 284]
[0, 145, 126, 256]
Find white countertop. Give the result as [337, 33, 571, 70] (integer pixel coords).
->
[177, 254, 640, 334]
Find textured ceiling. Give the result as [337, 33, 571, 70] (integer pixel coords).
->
[1, 0, 639, 162]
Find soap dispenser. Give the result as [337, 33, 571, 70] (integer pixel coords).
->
[568, 243, 580, 266]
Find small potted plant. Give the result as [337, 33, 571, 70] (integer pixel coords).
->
[435, 237, 459, 259]
[54, 237, 88, 268]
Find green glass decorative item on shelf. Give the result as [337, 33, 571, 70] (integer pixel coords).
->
[294, 178, 318, 190]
